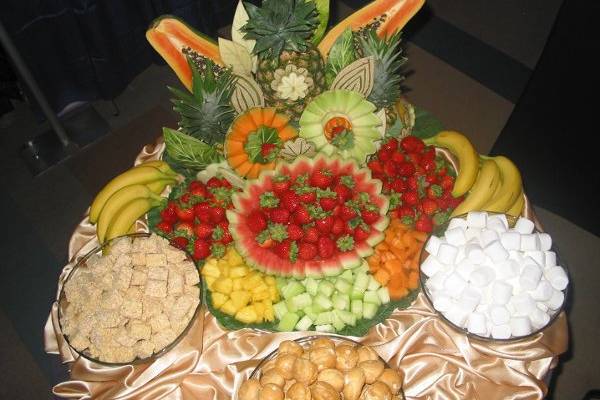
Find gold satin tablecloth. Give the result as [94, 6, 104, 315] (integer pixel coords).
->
[45, 138, 568, 399]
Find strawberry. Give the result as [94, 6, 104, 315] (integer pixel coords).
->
[406, 153, 421, 165]
[272, 176, 291, 195]
[175, 205, 195, 222]
[421, 158, 436, 173]
[298, 191, 316, 203]
[334, 184, 352, 203]
[383, 162, 397, 177]
[391, 178, 407, 193]
[273, 239, 292, 260]
[415, 214, 433, 233]
[317, 237, 335, 258]
[331, 219, 345, 236]
[440, 175, 454, 191]
[174, 222, 194, 237]
[189, 181, 208, 197]
[310, 169, 333, 189]
[426, 184, 442, 199]
[193, 239, 211, 260]
[217, 220, 229, 230]
[407, 175, 419, 191]
[304, 226, 320, 243]
[392, 151, 405, 163]
[397, 162, 415, 177]
[421, 198, 438, 215]
[287, 224, 304, 240]
[378, 148, 392, 162]
[425, 174, 438, 185]
[170, 236, 189, 250]
[298, 242, 318, 261]
[367, 160, 384, 174]
[448, 195, 464, 209]
[319, 197, 337, 211]
[354, 225, 371, 242]
[247, 210, 267, 233]
[339, 205, 357, 221]
[382, 180, 392, 194]
[270, 207, 290, 224]
[206, 177, 221, 188]
[344, 221, 355, 235]
[361, 209, 380, 224]
[400, 136, 425, 153]
[293, 206, 312, 225]
[402, 191, 419, 206]
[179, 193, 191, 204]
[194, 223, 213, 239]
[160, 205, 177, 223]
[156, 221, 173, 234]
[220, 230, 233, 245]
[193, 202, 212, 223]
[381, 138, 398, 152]
[315, 215, 333, 234]
[209, 206, 226, 223]
[422, 146, 436, 161]
[220, 179, 233, 189]
[281, 190, 300, 212]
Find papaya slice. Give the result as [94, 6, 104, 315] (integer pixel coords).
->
[146, 15, 222, 91]
[318, 0, 425, 59]
[277, 126, 299, 141]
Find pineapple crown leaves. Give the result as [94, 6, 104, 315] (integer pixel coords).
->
[168, 57, 236, 145]
[356, 29, 407, 109]
[242, 0, 319, 57]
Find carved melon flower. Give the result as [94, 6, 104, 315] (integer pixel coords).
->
[271, 64, 314, 101]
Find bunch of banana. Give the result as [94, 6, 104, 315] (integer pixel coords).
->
[425, 131, 524, 217]
[89, 160, 179, 243]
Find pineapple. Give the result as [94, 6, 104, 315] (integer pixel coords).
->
[242, 0, 326, 120]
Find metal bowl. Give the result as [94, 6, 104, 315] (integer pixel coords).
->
[419, 213, 568, 342]
[57, 232, 202, 366]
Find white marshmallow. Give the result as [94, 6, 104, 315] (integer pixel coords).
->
[488, 214, 509, 230]
[431, 292, 454, 312]
[480, 229, 500, 247]
[443, 273, 468, 298]
[510, 316, 533, 336]
[507, 277, 524, 296]
[425, 235, 442, 257]
[465, 227, 482, 242]
[493, 259, 520, 281]
[537, 233, 552, 251]
[537, 302, 549, 313]
[444, 304, 470, 328]
[437, 243, 459, 265]
[426, 271, 449, 291]
[530, 280, 554, 302]
[520, 264, 543, 291]
[455, 247, 466, 263]
[484, 240, 509, 262]
[514, 217, 535, 234]
[500, 231, 521, 250]
[546, 290, 565, 310]
[479, 286, 493, 305]
[491, 281, 513, 305]
[544, 251, 557, 267]
[509, 250, 525, 264]
[520, 234, 540, 251]
[448, 217, 468, 231]
[467, 312, 488, 335]
[459, 286, 482, 312]
[491, 324, 512, 339]
[470, 266, 496, 287]
[465, 243, 485, 264]
[420, 255, 445, 277]
[511, 293, 537, 316]
[456, 259, 476, 281]
[530, 308, 551, 330]
[545, 266, 569, 290]
[490, 305, 511, 325]
[524, 251, 545, 267]
[445, 227, 467, 246]
[466, 211, 488, 228]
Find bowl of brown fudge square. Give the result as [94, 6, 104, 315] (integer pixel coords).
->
[58, 233, 202, 365]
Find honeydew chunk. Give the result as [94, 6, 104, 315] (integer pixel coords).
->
[339, 269, 354, 283]
[334, 279, 352, 294]
[304, 278, 319, 296]
[277, 312, 300, 332]
[313, 293, 333, 311]
[332, 312, 346, 332]
[333, 293, 350, 311]
[303, 305, 318, 321]
[291, 293, 312, 310]
[273, 301, 289, 320]
[350, 288, 364, 300]
[363, 302, 379, 320]
[318, 281, 335, 297]
[351, 300, 363, 317]
[364, 291, 381, 306]
[376, 287, 390, 304]
[295, 315, 314, 331]
[336, 310, 357, 327]
[282, 281, 305, 299]
[367, 276, 381, 291]
[315, 324, 335, 333]
[354, 272, 370, 292]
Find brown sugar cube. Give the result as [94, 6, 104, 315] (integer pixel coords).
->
[131, 252, 147, 266]
[114, 253, 132, 270]
[150, 313, 171, 333]
[131, 269, 147, 286]
[120, 298, 143, 319]
[98, 272, 115, 290]
[90, 327, 118, 348]
[111, 346, 136, 363]
[135, 340, 155, 359]
[151, 328, 177, 350]
[165, 247, 187, 263]
[168, 271, 184, 295]
[184, 285, 200, 298]
[161, 295, 177, 315]
[184, 269, 200, 286]
[100, 290, 123, 310]
[110, 237, 133, 255]
[115, 327, 137, 347]
[170, 295, 195, 322]
[145, 253, 167, 268]
[128, 321, 152, 340]
[96, 310, 122, 328]
[148, 265, 168, 281]
[115, 267, 133, 290]
[142, 296, 163, 319]
[145, 279, 167, 298]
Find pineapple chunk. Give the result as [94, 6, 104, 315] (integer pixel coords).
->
[263, 306, 275, 322]
[217, 259, 229, 269]
[220, 299, 239, 316]
[252, 283, 269, 294]
[226, 249, 244, 266]
[268, 286, 280, 302]
[231, 291, 252, 309]
[252, 289, 270, 302]
[204, 276, 217, 290]
[235, 306, 258, 324]
[201, 263, 221, 278]
[253, 302, 265, 321]
[242, 273, 263, 291]
[211, 292, 229, 308]
[232, 278, 243, 291]
[264, 276, 276, 286]
[229, 266, 249, 278]
[213, 277, 233, 294]
[218, 264, 230, 278]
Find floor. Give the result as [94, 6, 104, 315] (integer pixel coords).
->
[0, 0, 598, 399]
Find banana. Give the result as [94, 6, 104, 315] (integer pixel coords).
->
[451, 159, 501, 216]
[146, 178, 176, 194]
[135, 160, 177, 176]
[506, 191, 525, 217]
[425, 131, 479, 197]
[96, 184, 162, 243]
[481, 155, 522, 212]
[105, 197, 159, 242]
[89, 166, 170, 223]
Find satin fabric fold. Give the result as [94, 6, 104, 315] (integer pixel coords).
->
[45, 137, 568, 399]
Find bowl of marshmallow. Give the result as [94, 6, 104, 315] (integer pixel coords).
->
[419, 211, 568, 341]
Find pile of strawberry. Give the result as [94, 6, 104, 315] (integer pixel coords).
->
[367, 136, 462, 233]
[154, 177, 240, 261]
[246, 171, 382, 262]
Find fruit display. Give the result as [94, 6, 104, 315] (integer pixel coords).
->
[425, 131, 524, 217]
[227, 155, 390, 279]
[201, 247, 278, 324]
[150, 176, 240, 262]
[89, 160, 178, 243]
[367, 135, 460, 233]
[238, 336, 405, 400]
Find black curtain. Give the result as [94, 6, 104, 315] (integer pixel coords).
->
[0, 0, 236, 115]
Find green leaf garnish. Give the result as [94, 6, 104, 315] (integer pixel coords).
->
[244, 125, 281, 163]
[260, 192, 280, 208]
